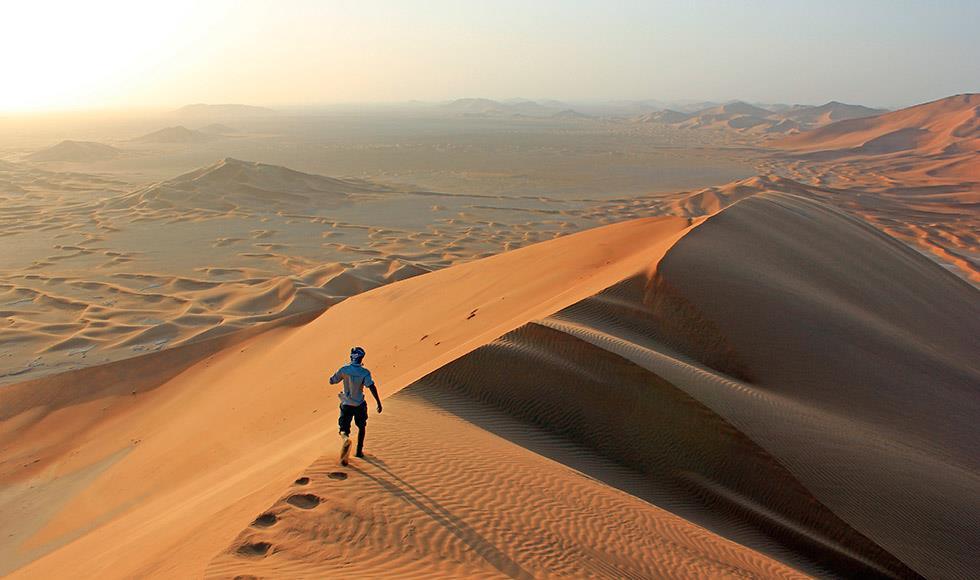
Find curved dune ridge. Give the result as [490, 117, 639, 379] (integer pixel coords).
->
[775, 93, 979, 181]
[398, 193, 980, 578]
[2, 191, 976, 578]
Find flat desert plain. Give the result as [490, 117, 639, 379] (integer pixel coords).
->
[1, 95, 978, 578]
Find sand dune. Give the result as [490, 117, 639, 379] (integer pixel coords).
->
[133, 125, 215, 144]
[632, 109, 691, 124]
[781, 101, 886, 126]
[2, 94, 977, 578]
[775, 93, 979, 179]
[402, 193, 978, 578]
[109, 157, 390, 213]
[207, 394, 804, 579]
[637, 100, 886, 135]
[668, 174, 816, 217]
[4, 186, 977, 577]
[24, 140, 121, 163]
[777, 94, 977, 155]
[765, 94, 979, 284]
[3, 215, 704, 578]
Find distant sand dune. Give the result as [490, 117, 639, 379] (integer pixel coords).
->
[775, 93, 979, 179]
[107, 157, 390, 214]
[24, 140, 121, 163]
[765, 94, 979, 284]
[133, 125, 215, 144]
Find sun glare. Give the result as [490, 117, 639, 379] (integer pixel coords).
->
[2, 1, 221, 112]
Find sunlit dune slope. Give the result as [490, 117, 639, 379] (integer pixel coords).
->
[3, 215, 695, 578]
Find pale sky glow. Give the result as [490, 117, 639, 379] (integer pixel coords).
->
[2, 0, 977, 112]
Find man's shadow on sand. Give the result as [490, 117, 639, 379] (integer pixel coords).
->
[352, 457, 532, 580]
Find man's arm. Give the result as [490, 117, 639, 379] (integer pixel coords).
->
[368, 384, 382, 413]
[329, 369, 343, 384]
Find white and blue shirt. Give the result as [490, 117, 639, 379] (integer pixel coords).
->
[330, 362, 375, 406]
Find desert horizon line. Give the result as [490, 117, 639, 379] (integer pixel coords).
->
[5, 91, 978, 118]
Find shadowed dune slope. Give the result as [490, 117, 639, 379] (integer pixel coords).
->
[402, 192, 979, 579]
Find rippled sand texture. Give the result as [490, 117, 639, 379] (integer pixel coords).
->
[0, 158, 622, 383]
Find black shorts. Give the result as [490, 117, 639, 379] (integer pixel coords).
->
[338, 402, 368, 434]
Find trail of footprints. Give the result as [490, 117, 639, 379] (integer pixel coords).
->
[234, 470, 350, 560]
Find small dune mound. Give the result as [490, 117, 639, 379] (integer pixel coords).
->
[25, 140, 121, 163]
[107, 158, 390, 213]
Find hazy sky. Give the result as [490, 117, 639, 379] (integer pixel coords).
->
[4, 0, 977, 112]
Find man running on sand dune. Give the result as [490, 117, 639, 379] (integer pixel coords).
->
[330, 346, 382, 465]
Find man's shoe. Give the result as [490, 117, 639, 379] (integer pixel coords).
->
[355, 451, 365, 458]
[339, 433, 352, 466]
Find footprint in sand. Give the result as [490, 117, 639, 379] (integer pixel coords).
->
[294, 476, 310, 485]
[251, 513, 277, 528]
[327, 471, 348, 480]
[286, 493, 321, 509]
[236, 541, 272, 557]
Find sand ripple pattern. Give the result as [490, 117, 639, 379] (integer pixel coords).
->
[208, 396, 805, 579]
